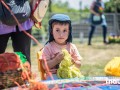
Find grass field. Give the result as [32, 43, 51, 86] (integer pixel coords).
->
[6, 38, 120, 80]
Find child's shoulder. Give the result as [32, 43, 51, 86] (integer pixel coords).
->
[44, 41, 55, 48]
[42, 42, 53, 52]
[68, 43, 77, 50]
[69, 43, 76, 47]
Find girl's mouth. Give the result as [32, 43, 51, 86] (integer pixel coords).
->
[58, 38, 64, 39]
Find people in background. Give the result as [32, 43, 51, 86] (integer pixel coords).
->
[0, 0, 34, 64]
[88, 0, 108, 45]
[0, 19, 33, 64]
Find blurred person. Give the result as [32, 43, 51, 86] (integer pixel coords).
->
[0, 0, 34, 64]
[88, 0, 108, 45]
[0, 20, 33, 64]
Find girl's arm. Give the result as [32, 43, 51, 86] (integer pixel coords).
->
[71, 44, 82, 69]
[42, 52, 64, 71]
[72, 58, 81, 68]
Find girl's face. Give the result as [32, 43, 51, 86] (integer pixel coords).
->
[52, 23, 69, 45]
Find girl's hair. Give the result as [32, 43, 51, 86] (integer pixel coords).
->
[47, 14, 72, 43]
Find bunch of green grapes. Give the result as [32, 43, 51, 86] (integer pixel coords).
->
[57, 49, 83, 79]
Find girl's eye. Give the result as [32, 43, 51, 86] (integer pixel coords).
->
[63, 30, 67, 32]
[56, 29, 59, 32]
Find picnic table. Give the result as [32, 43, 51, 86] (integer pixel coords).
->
[5, 77, 120, 90]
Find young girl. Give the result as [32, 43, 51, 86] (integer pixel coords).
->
[40, 14, 82, 80]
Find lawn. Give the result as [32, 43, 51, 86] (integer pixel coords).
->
[6, 38, 120, 80]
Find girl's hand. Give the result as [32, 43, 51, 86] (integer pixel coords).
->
[71, 58, 81, 68]
[55, 52, 64, 62]
[49, 69, 57, 74]
[43, 52, 64, 69]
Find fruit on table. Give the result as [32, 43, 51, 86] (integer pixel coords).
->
[57, 49, 83, 79]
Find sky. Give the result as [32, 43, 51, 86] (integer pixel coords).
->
[60, 0, 110, 10]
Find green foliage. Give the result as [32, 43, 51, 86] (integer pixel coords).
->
[105, 0, 120, 13]
[39, 0, 82, 31]
[51, 1, 79, 13]
[39, 0, 90, 33]
[82, 7, 89, 12]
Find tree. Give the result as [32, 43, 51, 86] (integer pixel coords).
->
[105, 0, 120, 13]
[105, 0, 120, 35]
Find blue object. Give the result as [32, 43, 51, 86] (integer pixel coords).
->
[62, 85, 120, 90]
[50, 14, 71, 22]
[98, 85, 120, 90]
[64, 87, 86, 90]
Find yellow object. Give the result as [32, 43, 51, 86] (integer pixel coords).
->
[99, 6, 103, 13]
[104, 57, 120, 76]
[57, 49, 83, 79]
[37, 51, 46, 80]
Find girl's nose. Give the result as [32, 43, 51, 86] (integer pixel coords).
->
[60, 32, 64, 36]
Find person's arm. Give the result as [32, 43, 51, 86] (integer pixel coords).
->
[71, 44, 82, 68]
[90, 2, 100, 16]
[72, 58, 81, 68]
[42, 50, 64, 71]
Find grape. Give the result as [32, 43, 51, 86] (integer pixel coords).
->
[57, 49, 84, 79]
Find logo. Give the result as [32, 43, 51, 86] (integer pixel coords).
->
[106, 79, 120, 84]
[7, 1, 30, 16]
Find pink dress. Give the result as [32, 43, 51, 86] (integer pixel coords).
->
[40, 41, 82, 79]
